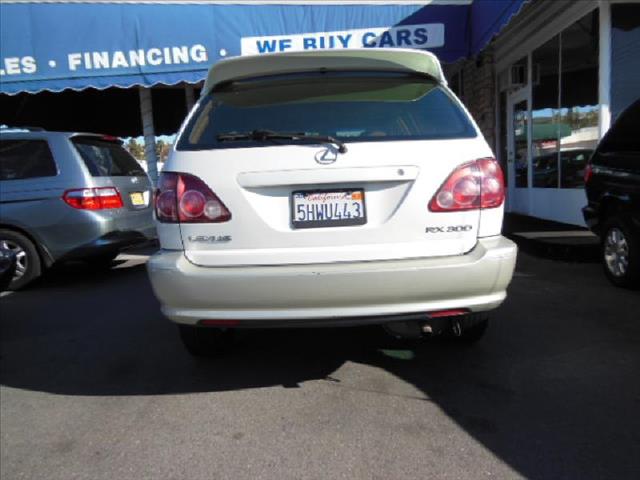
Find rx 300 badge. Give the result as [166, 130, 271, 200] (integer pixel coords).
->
[425, 225, 473, 234]
[188, 235, 232, 243]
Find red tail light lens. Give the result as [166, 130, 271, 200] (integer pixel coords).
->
[63, 187, 123, 210]
[477, 158, 505, 208]
[429, 158, 504, 212]
[96, 187, 125, 209]
[427, 309, 469, 318]
[155, 172, 231, 223]
[584, 163, 593, 184]
[155, 173, 179, 221]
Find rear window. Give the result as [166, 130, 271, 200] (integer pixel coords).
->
[72, 137, 146, 177]
[0, 139, 57, 181]
[177, 73, 477, 151]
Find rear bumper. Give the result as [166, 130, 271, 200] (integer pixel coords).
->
[61, 231, 155, 260]
[47, 208, 157, 261]
[147, 236, 517, 326]
[583, 203, 640, 237]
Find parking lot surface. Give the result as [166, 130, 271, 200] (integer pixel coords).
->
[1, 251, 639, 480]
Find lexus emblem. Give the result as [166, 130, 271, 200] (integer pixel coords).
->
[131, 177, 139, 184]
[315, 147, 338, 165]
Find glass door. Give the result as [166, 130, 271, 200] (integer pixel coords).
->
[506, 89, 530, 214]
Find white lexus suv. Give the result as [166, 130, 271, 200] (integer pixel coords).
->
[147, 49, 517, 356]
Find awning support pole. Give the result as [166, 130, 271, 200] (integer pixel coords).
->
[138, 86, 158, 185]
[598, 0, 612, 136]
[185, 84, 196, 112]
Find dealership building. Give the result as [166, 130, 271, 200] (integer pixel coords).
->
[1, 0, 638, 226]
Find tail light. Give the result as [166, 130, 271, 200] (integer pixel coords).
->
[584, 163, 593, 184]
[429, 158, 504, 212]
[155, 172, 231, 223]
[63, 187, 123, 210]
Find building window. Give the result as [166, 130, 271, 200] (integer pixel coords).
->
[499, 91, 508, 187]
[531, 35, 560, 188]
[528, 9, 599, 190]
[513, 97, 529, 188]
[611, 3, 640, 121]
[509, 56, 528, 189]
[558, 10, 599, 189]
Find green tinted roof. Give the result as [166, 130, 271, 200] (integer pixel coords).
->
[203, 48, 445, 95]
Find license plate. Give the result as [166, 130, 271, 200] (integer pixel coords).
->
[130, 192, 145, 206]
[291, 189, 366, 229]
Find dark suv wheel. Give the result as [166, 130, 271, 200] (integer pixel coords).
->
[0, 229, 42, 290]
[602, 217, 639, 288]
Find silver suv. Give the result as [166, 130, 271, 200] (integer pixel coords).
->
[147, 49, 517, 356]
[0, 128, 156, 289]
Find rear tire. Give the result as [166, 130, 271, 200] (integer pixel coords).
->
[447, 313, 489, 344]
[0, 229, 42, 291]
[602, 217, 639, 288]
[178, 325, 234, 357]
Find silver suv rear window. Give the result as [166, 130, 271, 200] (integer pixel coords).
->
[177, 73, 476, 151]
[72, 136, 146, 177]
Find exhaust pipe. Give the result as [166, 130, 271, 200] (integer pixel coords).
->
[451, 318, 463, 337]
[385, 309, 470, 339]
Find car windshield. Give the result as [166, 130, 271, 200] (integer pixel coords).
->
[177, 72, 476, 151]
[72, 136, 146, 177]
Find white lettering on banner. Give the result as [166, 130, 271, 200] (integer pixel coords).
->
[0, 56, 38, 75]
[190, 45, 208, 63]
[147, 48, 163, 66]
[65, 44, 209, 71]
[68, 53, 82, 71]
[93, 51, 110, 69]
[5, 57, 21, 75]
[1, 45, 206, 77]
[240, 24, 445, 56]
[21, 56, 37, 74]
[112, 51, 128, 68]
[129, 49, 145, 67]
[172, 46, 189, 64]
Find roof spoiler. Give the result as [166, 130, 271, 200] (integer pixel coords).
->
[202, 48, 446, 96]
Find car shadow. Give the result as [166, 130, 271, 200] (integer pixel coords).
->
[1, 257, 639, 479]
[23, 257, 140, 290]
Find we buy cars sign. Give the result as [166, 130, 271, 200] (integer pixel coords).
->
[240, 24, 445, 55]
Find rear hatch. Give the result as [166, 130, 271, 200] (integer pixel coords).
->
[167, 72, 494, 267]
[71, 135, 153, 210]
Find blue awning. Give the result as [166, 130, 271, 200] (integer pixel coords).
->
[0, 1, 525, 95]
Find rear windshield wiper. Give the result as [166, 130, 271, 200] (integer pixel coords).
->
[216, 129, 347, 153]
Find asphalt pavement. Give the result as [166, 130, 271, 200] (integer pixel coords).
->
[1, 250, 639, 480]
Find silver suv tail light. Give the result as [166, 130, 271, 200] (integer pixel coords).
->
[428, 158, 504, 212]
[155, 172, 231, 223]
[63, 187, 123, 210]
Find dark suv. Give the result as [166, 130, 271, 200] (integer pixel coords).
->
[583, 99, 640, 288]
[0, 128, 156, 290]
